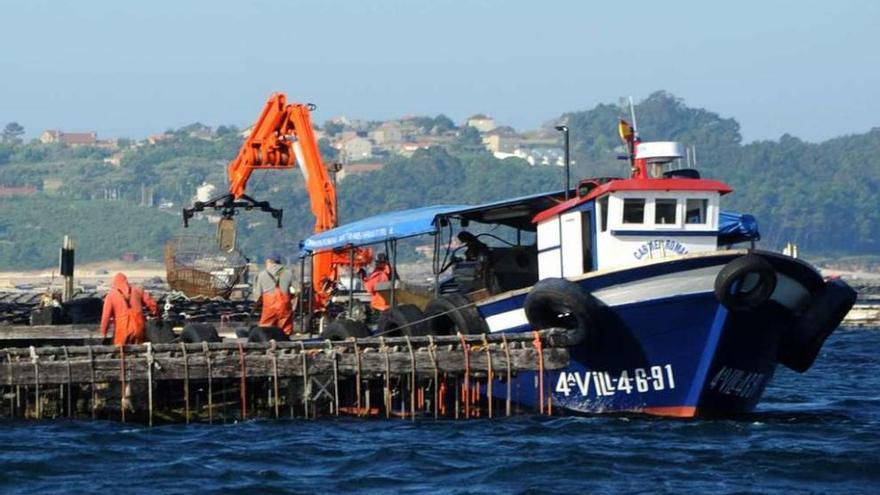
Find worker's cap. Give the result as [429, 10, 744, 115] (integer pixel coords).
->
[457, 231, 476, 242]
[265, 250, 282, 263]
[376, 252, 388, 263]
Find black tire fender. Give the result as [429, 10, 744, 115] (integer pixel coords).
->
[777, 279, 857, 373]
[714, 254, 777, 312]
[145, 319, 177, 344]
[424, 293, 488, 335]
[248, 326, 289, 343]
[181, 323, 222, 343]
[376, 304, 430, 337]
[524, 278, 596, 338]
[321, 319, 371, 341]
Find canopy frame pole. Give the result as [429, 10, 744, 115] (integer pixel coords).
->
[390, 239, 397, 309]
[432, 226, 441, 297]
[299, 256, 306, 333]
[348, 247, 355, 318]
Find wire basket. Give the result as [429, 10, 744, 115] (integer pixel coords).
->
[164, 235, 249, 299]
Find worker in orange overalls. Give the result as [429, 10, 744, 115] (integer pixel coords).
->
[253, 251, 294, 334]
[100, 272, 159, 345]
[362, 252, 393, 312]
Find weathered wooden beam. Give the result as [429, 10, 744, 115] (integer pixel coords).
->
[0, 329, 577, 386]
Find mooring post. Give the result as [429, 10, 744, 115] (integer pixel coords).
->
[180, 342, 190, 423]
[202, 342, 213, 424]
[146, 343, 154, 427]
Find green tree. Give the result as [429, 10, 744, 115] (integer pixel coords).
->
[2, 122, 25, 145]
[432, 114, 457, 134]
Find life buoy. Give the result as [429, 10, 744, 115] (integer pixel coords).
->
[714, 255, 777, 312]
[376, 304, 430, 337]
[777, 279, 857, 373]
[425, 293, 488, 335]
[523, 278, 596, 339]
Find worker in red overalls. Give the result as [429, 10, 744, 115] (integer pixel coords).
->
[253, 251, 294, 334]
[362, 252, 393, 312]
[100, 272, 159, 345]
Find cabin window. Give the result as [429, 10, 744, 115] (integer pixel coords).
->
[622, 198, 645, 224]
[686, 199, 708, 224]
[655, 199, 678, 225]
[599, 197, 608, 232]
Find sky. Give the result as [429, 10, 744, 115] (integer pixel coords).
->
[1, 0, 878, 143]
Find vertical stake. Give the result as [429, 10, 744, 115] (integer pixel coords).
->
[63, 346, 72, 418]
[180, 342, 190, 424]
[270, 340, 280, 419]
[202, 342, 213, 424]
[146, 343, 154, 427]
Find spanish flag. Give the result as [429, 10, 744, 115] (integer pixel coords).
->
[618, 119, 635, 144]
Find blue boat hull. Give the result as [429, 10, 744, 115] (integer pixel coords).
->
[474, 251, 840, 417]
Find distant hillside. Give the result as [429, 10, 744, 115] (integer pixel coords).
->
[0, 92, 877, 269]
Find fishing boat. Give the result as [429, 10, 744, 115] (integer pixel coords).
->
[299, 121, 856, 417]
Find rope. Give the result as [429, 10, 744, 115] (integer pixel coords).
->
[88, 346, 96, 419]
[354, 338, 362, 417]
[146, 343, 154, 426]
[379, 337, 391, 419]
[202, 341, 213, 424]
[180, 342, 190, 424]
[482, 334, 493, 419]
[300, 341, 309, 419]
[237, 341, 247, 421]
[63, 346, 72, 418]
[457, 332, 470, 419]
[405, 335, 416, 422]
[6, 350, 13, 418]
[502, 334, 511, 417]
[29, 346, 40, 420]
[427, 335, 438, 420]
[370, 299, 479, 337]
[326, 340, 339, 417]
[532, 331, 544, 415]
[119, 345, 126, 423]
[269, 340, 280, 419]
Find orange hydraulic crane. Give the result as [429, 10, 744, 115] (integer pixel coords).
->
[183, 92, 372, 310]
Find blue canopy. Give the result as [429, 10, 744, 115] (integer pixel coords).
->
[301, 204, 466, 254]
[719, 211, 760, 245]
[301, 190, 568, 255]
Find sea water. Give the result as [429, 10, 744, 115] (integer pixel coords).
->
[1, 328, 878, 494]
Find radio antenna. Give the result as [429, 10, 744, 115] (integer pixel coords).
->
[628, 96, 639, 139]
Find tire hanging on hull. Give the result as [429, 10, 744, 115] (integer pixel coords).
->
[714, 254, 777, 312]
[777, 279, 857, 373]
[523, 278, 596, 340]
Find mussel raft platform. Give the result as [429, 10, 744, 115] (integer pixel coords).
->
[0, 329, 575, 424]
